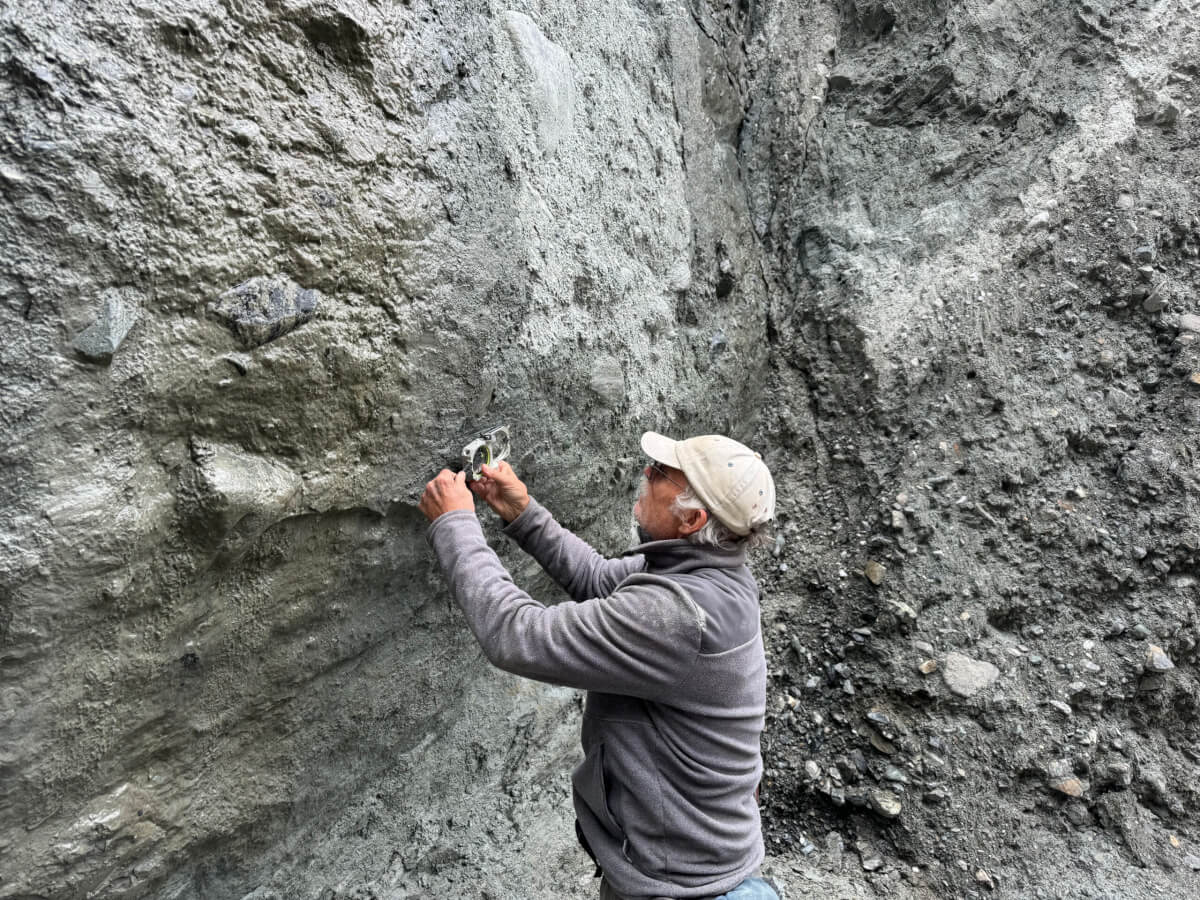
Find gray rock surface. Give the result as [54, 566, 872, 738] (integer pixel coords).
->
[745, 1, 1200, 898]
[4, 1, 1200, 899]
[0, 2, 766, 898]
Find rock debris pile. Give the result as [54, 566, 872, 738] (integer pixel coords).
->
[752, 2, 1200, 895]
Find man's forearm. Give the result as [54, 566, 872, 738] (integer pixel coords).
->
[503, 498, 643, 602]
[426, 510, 545, 669]
[425, 508, 701, 696]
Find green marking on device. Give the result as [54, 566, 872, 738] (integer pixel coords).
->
[461, 425, 511, 480]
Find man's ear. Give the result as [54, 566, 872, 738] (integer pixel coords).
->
[678, 507, 708, 537]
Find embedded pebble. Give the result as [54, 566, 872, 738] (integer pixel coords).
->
[886, 599, 918, 624]
[1145, 644, 1175, 673]
[73, 289, 140, 363]
[210, 274, 322, 348]
[870, 731, 897, 755]
[858, 841, 884, 871]
[1047, 760, 1087, 797]
[868, 789, 902, 818]
[1065, 802, 1090, 826]
[923, 787, 949, 805]
[1143, 287, 1167, 313]
[588, 356, 626, 406]
[942, 652, 1000, 698]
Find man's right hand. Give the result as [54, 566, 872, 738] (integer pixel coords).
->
[469, 460, 530, 524]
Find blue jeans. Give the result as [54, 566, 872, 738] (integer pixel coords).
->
[717, 877, 779, 899]
[599, 875, 780, 899]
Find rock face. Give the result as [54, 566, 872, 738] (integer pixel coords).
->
[4, 1, 1200, 899]
[0, 2, 767, 897]
[749, 1, 1200, 897]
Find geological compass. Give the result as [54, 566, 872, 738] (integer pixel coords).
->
[460, 425, 511, 480]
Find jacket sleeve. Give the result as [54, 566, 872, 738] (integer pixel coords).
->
[427, 510, 703, 698]
[501, 497, 645, 601]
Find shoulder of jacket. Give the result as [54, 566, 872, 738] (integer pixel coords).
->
[613, 573, 707, 639]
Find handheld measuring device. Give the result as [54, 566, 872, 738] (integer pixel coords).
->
[461, 425, 511, 481]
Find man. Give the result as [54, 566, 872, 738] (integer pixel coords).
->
[419, 431, 778, 899]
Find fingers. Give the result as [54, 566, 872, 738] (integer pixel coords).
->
[418, 481, 435, 521]
[422, 471, 456, 502]
[481, 461, 514, 482]
[420, 467, 476, 522]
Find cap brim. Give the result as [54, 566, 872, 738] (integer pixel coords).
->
[640, 431, 682, 468]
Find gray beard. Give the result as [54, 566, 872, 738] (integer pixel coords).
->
[630, 521, 655, 547]
[630, 476, 651, 546]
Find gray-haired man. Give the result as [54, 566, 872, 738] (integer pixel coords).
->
[419, 432, 778, 899]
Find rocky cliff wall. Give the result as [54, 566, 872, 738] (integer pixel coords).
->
[746, 1, 1200, 896]
[5, 0, 1200, 898]
[0, 2, 782, 897]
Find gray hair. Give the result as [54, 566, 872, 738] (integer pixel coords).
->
[672, 485, 771, 551]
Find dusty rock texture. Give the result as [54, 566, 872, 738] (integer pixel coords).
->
[1, 1, 765, 897]
[751, 1, 1200, 897]
[2, 0, 1199, 899]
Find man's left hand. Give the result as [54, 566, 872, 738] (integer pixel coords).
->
[419, 469, 475, 522]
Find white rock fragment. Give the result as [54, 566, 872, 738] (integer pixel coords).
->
[1049, 699, 1073, 716]
[942, 652, 1000, 698]
[184, 440, 303, 537]
[1145, 644, 1175, 673]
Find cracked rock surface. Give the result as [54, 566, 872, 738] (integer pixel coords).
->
[2, 1, 1199, 899]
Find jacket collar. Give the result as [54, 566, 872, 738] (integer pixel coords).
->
[622, 537, 747, 574]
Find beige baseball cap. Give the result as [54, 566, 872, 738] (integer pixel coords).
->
[641, 431, 776, 536]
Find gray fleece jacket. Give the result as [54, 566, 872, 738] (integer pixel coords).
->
[426, 498, 766, 899]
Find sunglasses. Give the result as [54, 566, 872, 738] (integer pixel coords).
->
[645, 461, 688, 491]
